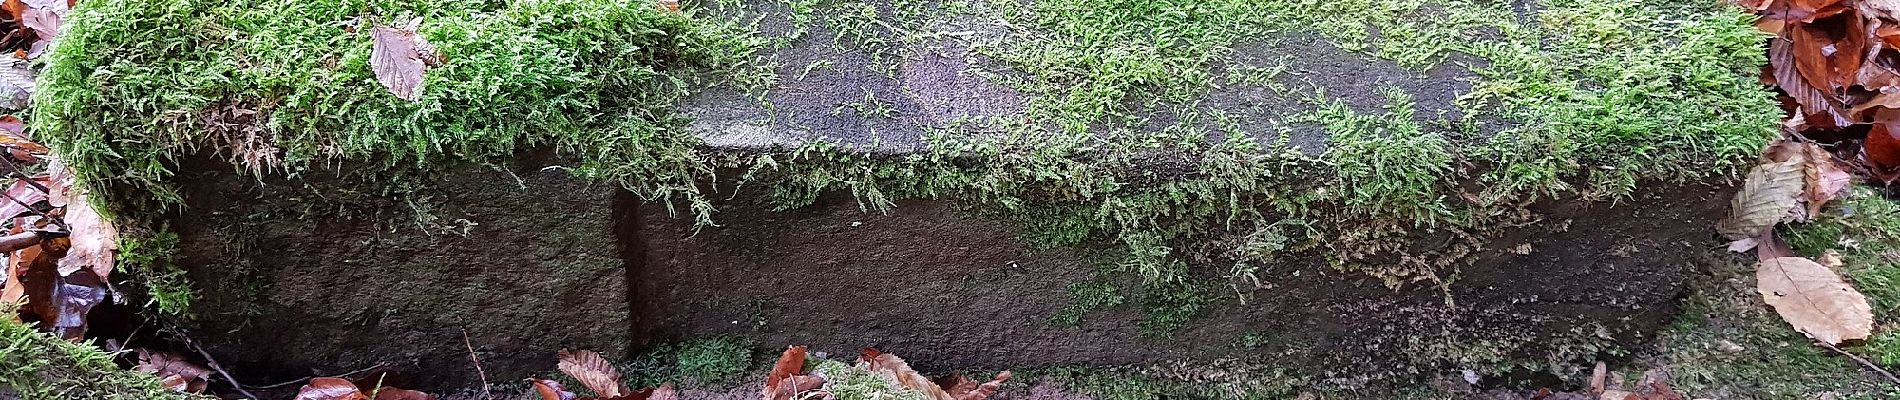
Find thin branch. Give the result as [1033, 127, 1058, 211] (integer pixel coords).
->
[244, 362, 387, 390]
[183, 337, 262, 400]
[1816, 340, 1900, 385]
[462, 328, 492, 399]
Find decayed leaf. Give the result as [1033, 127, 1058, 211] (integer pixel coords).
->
[1718, 159, 1804, 239]
[1758, 256, 1874, 344]
[558, 350, 628, 398]
[368, 18, 436, 102]
[531, 379, 577, 400]
[134, 349, 210, 393]
[55, 190, 115, 279]
[296, 377, 369, 400]
[0, 115, 45, 157]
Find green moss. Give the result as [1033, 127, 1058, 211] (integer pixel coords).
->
[1021, 364, 1303, 400]
[812, 359, 930, 400]
[0, 317, 210, 400]
[618, 336, 757, 389]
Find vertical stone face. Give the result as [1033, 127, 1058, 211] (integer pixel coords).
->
[170, 155, 629, 389]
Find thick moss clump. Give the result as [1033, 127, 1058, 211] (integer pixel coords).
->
[0, 318, 209, 400]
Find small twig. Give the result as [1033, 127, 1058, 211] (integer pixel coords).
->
[1816, 340, 1900, 385]
[462, 328, 492, 398]
[183, 337, 262, 400]
[245, 362, 386, 390]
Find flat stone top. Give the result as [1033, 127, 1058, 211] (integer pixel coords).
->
[680, 0, 1484, 156]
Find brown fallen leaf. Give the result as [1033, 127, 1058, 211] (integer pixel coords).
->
[1589, 362, 1607, 395]
[647, 383, 679, 400]
[1717, 158, 1804, 239]
[1772, 36, 1852, 128]
[1867, 122, 1900, 182]
[1791, 14, 1868, 94]
[1800, 143, 1852, 216]
[55, 189, 115, 279]
[531, 379, 577, 400]
[860, 350, 955, 400]
[1758, 256, 1874, 344]
[296, 377, 369, 400]
[368, 18, 437, 102]
[763, 345, 809, 400]
[134, 349, 210, 393]
[558, 350, 629, 398]
[373, 387, 435, 400]
[949, 371, 1009, 400]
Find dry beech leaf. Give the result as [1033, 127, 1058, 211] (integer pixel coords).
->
[1801, 144, 1852, 216]
[373, 388, 435, 400]
[56, 190, 115, 279]
[763, 345, 809, 400]
[1791, 15, 1868, 94]
[369, 18, 436, 102]
[134, 349, 211, 393]
[558, 350, 628, 398]
[647, 383, 679, 400]
[1589, 362, 1607, 395]
[1718, 159, 1804, 239]
[296, 377, 369, 400]
[949, 371, 1010, 400]
[531, 379, 577, 400]
[1773, 35, 1853, 128]
[1758, 256, 1874, 344]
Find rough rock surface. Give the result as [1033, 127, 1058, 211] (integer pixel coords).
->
[171, 154, 630, 389]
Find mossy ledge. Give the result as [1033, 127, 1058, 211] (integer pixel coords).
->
[29, 0, 1779, 392]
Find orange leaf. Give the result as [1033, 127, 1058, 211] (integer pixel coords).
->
[372, 387, 435, 400]
[1773, 32, 1853, 128]
[1867, 123, 1900, 182]
[530, 379, 575, 400]
[1790, 14, 1867, 95]
[764, 346, 807, 391]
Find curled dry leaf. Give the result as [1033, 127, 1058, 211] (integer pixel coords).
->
[134, 349, 210, 393]
[949, 371, 1010, 400]
[1717, 158, 1804, 239]
[1758, 256, 1874, 344]
[647, 383, 679, 400]
[557, 350, 628, 398]
[368, 18, 437, 102]
[1792, 14, 1868, 94]
[531, 379, 577, 400]
[763, 346, 807, 398]
[860, 351, 955, 400]
[296, 377, 369, 400]
[1801, 143, 1852, 216]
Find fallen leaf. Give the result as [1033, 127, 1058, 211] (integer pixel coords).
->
[1773, 36, 1853, 128]
[531, 379, 577, 400]
[860, 351, 955, 400]
[1791, 14, 1868, 94]
[1763, 0, 1852, 22]
[1718, 159, 1804, 239]
[1869, 122, 1900, 183]
[1801, 143, 1852, 216]
[760, 346, 805, 394]
[1589, 362, 1607, 395]
[296, 377, 369, 400]
[373, 387, 434, 400]
[56, 190, 115, 279]
[557, 350, 628, 398]
[647, 383, 679, 400]
[949, 371, 1009, 400]
[134, 349, 210, 393]
[368, 18, 436, 102]
[1758, 256, 1874, 344]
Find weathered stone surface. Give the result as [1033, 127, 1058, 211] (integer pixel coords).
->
[171, 154, 630, 389]
[628, 184, 1726, 380]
